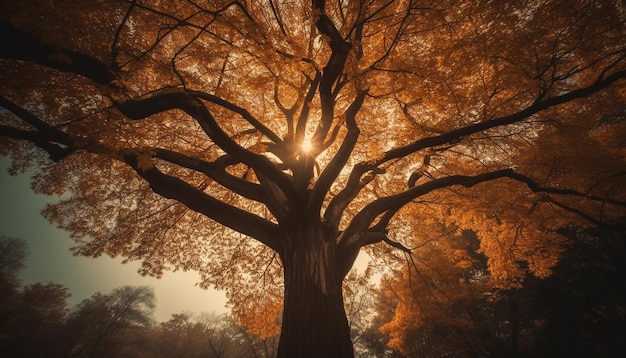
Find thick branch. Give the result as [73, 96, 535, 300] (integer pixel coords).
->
[311, 0, 352, 146]
[189, 90, 282, 144]
[115, 88, 297, 200]
[295, 73, 321, 145]
[151, 148, 266, 203]
[308, 90, 366, 215]
[0, 126, 71, 162]
[0, 97, 74, 161]
[122, 153, 280, 252]
[378, 69, 626, 164]
[0, 19, 115, 84]
[255, 169, 291, 222]
[1, 97, 63, 134]
[340, 168, 626, 252]
[324, 162, 384, 232]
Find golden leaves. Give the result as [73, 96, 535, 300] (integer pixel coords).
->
[191, 237, 285, 340]
[377, 228, 495, 354]
[232, 292, 282, 339]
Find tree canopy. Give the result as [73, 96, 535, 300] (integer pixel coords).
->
[1, 0, 625, 356]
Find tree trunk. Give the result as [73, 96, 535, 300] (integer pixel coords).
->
[276, 221, 354, 358]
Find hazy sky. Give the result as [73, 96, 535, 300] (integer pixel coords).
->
[0, 157, 227, 322]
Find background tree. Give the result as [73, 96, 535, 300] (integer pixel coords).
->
[377, 229, 512, 357]
[0, 236, 28, 276]
[152, 312, 210, 358]
[63, 286, 155, 358]
[148, 311, 278, 358]
[8, 283, 72, 357]
[1, 1, 625, 356]
[0, 236, 28, 335]
[527, 225, 626, 356]
[0, 237, 72, 357]
[375, 225, 626, 357]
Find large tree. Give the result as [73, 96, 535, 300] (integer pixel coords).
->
[1, 1, 625, 356]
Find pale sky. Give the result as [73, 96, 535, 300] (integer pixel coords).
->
[0, 157, 228, 322]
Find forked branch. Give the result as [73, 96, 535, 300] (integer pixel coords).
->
[339, 168, 626, 253]
[122, 152, 280, 252]
[378, 69, 626, 165]
[115, 88, 297, 201]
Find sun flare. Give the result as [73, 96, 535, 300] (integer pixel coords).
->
[301, 139, 313, 153]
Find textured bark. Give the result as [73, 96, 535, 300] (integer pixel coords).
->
[277, 220, 354, 358]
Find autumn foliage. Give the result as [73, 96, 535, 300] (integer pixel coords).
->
[1, 0, 626, 356]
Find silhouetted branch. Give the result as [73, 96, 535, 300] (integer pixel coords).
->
[309, 90, 367, 215]
[115, 88, 297, 200]
[122, 152, 280, 252]
[378, 69, 626, 164]
[0, 97, 73, 161]
[0, 19, 116, 84]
